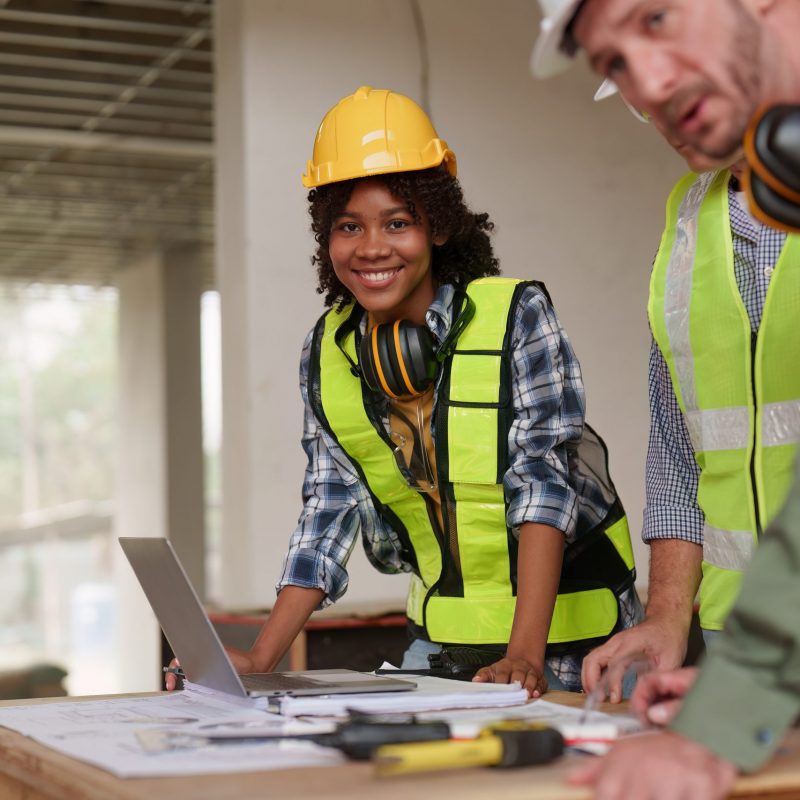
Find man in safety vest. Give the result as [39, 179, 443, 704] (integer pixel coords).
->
[531, 0, 800, 797]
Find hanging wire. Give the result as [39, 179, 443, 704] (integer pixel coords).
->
[408, 0, 432, 121]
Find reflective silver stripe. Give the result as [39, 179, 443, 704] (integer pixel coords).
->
[762, 400, 800, 447]
[663, 172, 717, 413]
[703, 524, 755, 571]
[684, 406, 750, 452]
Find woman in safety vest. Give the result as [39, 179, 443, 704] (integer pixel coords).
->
[169, 86, 641, 696]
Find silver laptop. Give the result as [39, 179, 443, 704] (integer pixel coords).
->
[119, 537, 415, 699]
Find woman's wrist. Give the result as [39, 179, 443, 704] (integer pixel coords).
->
[504, 643, 545, 670]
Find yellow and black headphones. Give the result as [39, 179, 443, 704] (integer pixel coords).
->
[353, 290, 476, 399]
[743, 104, 800, 234]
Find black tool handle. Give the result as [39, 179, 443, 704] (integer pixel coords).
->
[494, 728, 565, 768]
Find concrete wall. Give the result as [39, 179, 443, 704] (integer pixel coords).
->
[215, 0, 688, 610]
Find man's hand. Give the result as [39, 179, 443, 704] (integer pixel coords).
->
[581, 616, 689, 702]
[630, 666, 698, 726]
[473, 657, 548, 698]
[569, 731, 738, 800]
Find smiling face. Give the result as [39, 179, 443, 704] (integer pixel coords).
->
[575, 0, 764, 162]
[328, 179, 443, 325]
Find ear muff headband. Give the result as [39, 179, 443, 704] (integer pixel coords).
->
[392, 321, 418, 396]
[370, 325, 399, 398]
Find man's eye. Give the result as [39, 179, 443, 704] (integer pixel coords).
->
[607, 55, 626, 77]
[645, 9, 667, 31]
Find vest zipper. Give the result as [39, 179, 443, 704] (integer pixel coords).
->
[750, 333, 763, 538]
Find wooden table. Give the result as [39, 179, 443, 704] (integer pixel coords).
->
[0, 691, 798, 799]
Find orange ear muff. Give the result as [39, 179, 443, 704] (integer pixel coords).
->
[743, 104, 800, 233]
[358, 321, 437, 398]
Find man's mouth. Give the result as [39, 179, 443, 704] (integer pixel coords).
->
[676, 98, 706, 134]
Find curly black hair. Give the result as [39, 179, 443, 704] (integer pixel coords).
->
[307, 166, 500, 308]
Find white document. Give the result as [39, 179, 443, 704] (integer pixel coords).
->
[411, 697, 643, 738]
[274, 674, 529, 717]
[0, 688, 342, 778]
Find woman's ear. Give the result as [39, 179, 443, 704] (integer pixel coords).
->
[432, 232, 449, 247]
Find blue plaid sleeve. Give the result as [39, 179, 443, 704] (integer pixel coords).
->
[505, 285, 582, 536]
[276, 330, 361, 606]
[643, 337, 704, 544]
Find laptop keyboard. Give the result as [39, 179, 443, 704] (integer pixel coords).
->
[241, 672, 329, 691]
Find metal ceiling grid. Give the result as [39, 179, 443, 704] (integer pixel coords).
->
[0, 0, 214, 286]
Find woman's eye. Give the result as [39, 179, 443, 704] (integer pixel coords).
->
[338, 222, 360, 233]
[388, 219, 410, 230]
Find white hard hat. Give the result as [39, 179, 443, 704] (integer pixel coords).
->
[530, 0, 586, 79]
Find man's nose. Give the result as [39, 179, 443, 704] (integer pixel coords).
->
[624, 45, 679, 114]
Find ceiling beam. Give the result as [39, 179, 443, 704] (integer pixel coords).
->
[0, 125, 213, 158]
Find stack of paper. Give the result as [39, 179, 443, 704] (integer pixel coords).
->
[274, 674, 529, 717]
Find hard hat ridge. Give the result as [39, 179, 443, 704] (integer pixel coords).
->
[301, 85, 457, 188]
[530, 0, 586, 79]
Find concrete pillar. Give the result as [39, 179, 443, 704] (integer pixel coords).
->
[112, 245, 205, 692]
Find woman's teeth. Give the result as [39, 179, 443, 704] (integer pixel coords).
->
[361, 269, 398, 282]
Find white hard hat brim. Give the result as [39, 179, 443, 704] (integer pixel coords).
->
[594, 78, 619, 101]
[530, 0, 586, 79]
[593, 78, 650, 123]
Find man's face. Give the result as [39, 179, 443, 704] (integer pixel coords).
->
[574, 0, 763, 162]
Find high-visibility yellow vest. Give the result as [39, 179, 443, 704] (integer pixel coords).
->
[309, 277, 635, 649]
[649, 171, 800, 630]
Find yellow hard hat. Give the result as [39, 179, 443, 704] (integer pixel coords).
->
[302, 86, 457, 188]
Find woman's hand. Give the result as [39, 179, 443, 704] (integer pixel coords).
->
[163, 647, 265, 691]
[472, 656, 548, 697]
[164, 658, 182, 691]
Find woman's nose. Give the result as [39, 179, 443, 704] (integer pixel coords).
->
[355, 229, 391, 260]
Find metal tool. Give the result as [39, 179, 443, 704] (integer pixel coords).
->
[137, 716, 451, 760]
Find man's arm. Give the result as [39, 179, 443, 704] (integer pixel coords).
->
[571, 455, 800, 797]
[670, 454, 800, 771]
[582, 538, 702, 698]
[582, 339, 704, 697]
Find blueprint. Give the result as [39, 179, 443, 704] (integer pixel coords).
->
[0, 687, 342, 778]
